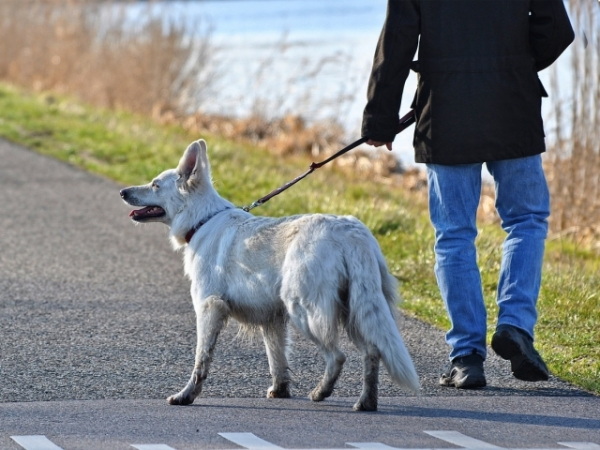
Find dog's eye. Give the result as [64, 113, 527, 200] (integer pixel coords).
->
[151, 182, 160, 189]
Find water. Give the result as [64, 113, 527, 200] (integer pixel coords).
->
[131, 0, 419, 163]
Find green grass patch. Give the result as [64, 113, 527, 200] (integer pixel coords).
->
[1, 82, 598, 395]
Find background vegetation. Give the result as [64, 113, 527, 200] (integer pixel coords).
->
[545, 0, 600, 250]
[0, 0, 215, 115]
[0, 0, 597, 393]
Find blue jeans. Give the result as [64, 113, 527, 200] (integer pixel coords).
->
[426, 155, 550, 361]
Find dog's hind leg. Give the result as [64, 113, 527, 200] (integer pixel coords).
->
[286, 302, 346, 402]
[309, 342, 346, 402]
[353, 345, 380, 412]
[167, 296, 229, 406]
[261, 317, 291, 398]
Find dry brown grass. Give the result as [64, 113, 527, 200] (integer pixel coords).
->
[0, 0, 375, 176]
[545, 0, 600, 250]
[0, 0, 214, 114]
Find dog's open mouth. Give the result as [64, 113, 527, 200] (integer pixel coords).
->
[129, 206, 166, 222]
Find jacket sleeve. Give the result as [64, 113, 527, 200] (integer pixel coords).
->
[362, 0, 420, 142]
[529, 0, 575, 72]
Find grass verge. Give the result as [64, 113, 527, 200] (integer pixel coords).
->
[1, 82, 598, 395]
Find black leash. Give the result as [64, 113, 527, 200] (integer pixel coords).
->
[242, 110, 416, 212]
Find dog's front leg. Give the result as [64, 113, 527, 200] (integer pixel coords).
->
[167, 295, 230, 405]
[261, 317, 291, 398]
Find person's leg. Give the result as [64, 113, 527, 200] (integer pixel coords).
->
[426, 163, 487, 361]
[487, 154, 550, 381]
[487, 155, 549, 338]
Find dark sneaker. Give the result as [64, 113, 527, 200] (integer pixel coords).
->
[439, 353, 487, 389]
[491, 324, 549, 381]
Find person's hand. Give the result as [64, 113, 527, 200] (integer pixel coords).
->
[367, 140, 393, 151]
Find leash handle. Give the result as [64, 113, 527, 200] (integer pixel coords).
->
[397, 109, 417, 134]
[242, 110, 416, 212]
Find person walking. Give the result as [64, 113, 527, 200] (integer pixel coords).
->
[363, 0, 574, 388]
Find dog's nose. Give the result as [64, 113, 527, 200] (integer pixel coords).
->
[120, 189, 128, 200]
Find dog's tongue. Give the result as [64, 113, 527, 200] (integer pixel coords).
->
[130, 206, 161, 218]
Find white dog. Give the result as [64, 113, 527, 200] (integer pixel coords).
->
[120, 140, 420, 411]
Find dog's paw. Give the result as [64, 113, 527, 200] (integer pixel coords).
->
[309, 387, 331, 402]
[167, 393, 195, 406]
[267, 385, 291, 399]
[309, 390, 324, 402]
[352, 398, 378, 412]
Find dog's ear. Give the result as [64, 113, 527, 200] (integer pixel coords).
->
[196, 139, 210, 176]
[177, 139, 210, 189]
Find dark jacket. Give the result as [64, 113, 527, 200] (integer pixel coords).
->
[362, 0, 575, 165]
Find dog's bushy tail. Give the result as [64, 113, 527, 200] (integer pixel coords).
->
[346, 233, 420, 393]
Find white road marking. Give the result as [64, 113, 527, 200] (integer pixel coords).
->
[219, 432, 284, 449]
[131, 445, 178, 450]
[7, 432, 600, 450]
[347, 444, 396, 449]
[559, 444, 600, 450]
[424, 430, 503, 449]
[11, 436, 64, 450]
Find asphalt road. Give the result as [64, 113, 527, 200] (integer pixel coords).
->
[0, 138, 598, 449]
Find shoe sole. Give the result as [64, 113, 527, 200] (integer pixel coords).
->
[439, 375, 486, 389]
[491, 331, 549, 382]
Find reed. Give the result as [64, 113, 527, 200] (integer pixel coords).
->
[0, 0, 214, 115]
[0, 0, 356, 167]
[545, 0, 600, 250]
